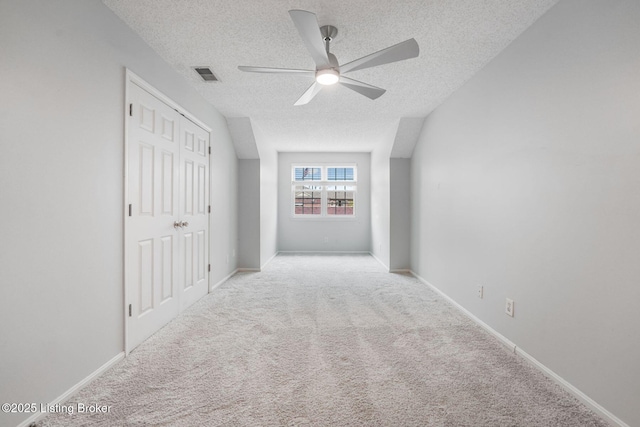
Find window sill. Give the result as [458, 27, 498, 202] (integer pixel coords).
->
[290, 215, 358, 221]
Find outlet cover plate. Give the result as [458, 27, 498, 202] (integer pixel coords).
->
[477, 285, 483, 299]
[505, 298, 514, 317]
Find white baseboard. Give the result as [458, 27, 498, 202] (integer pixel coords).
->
[410, 271, 517, 352]
[368, 252, 390, 271]
[278, 250, 371, 255]
[409, 270, 628, 427]
[260, 251, 279, 270]
[17, 352, 125, 427]
[514, 346, 629, 427]
[389, 268, 411, 274]
[209, 259, 273, 294]
[209, 268, 238, 292]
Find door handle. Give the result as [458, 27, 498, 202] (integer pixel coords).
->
[180, 221, 189, 228]
[173, 221, 182, 229]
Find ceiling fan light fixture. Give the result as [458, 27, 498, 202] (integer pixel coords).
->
[316, 68, 339, 85]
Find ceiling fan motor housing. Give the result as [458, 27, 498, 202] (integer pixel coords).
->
[316, 68, 339, 85]
[316, 50, 340, 85]
[327, 52, 339, 69]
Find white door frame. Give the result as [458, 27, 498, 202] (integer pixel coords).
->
[124, 69, 212, 355]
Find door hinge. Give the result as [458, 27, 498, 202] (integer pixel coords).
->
[208, 264, 211, 272]
[128, 304, 132, 317]
[129, 103, 133, 117]
[208, 205, 211, 214]
[208, 146, 211, 155]
[128, 204, 132, 217]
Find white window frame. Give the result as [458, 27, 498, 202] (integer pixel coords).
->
[291, 164, 357, 219]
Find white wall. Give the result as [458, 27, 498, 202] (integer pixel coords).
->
[257, 141, 278, 268]
[390, 159, 410, 271]
[210, 135, 239, 284]
[237, 159, 260, 268]
[410, 0, 640, 425]
[0, 1, 238, 426]
[278, 152, 371, 252]
[236, 128, 278, 270]
[252, 124, 278, 268]
[370, 147, 391, 268]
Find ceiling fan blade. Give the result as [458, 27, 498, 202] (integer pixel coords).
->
[289, 10, 330, 69]
[340, 38, 419, 74]
[294, 81, 323, 106]
[238, 66, 315, 77]
[339, 76, 386, 100]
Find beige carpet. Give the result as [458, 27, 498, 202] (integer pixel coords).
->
[39, 253, 607, 426]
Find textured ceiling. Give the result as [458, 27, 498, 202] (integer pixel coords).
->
[103, 0, 558, 155]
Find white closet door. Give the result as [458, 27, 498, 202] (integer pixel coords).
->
[126, 83, 181, 350]
[126, 80, 210, 351]
[179, 117, 210, 310]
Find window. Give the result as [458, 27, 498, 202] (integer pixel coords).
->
[292, 165, 357, 217]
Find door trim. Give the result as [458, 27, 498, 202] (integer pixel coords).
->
[124, 69, 212, 355]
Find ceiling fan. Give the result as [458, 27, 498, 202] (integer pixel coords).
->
[238, 10, 419, 106]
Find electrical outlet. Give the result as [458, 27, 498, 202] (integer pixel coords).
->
[477, 285, 483, 299]
[225, 255, 229, 264]
[505, 298, 514, 317]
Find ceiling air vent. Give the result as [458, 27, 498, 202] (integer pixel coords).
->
[194, 67, 219, 82]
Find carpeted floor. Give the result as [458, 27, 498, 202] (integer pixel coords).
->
[38, 254, 608, 426]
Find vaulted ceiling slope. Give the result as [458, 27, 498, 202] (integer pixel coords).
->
[103, 0, 559, 154]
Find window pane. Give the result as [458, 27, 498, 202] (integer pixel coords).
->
[294, 167, 321, 181]
[327, 167, 354, 181]
[327, 185, 355, 215]
[294, 185, 322, 215]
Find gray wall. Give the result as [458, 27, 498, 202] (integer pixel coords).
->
[390, 159, 410, 270]
[0, 1, 238, 426]
[238, 159, 261, 268]
[410, 0, 640, 425]
[278, 152, 371, 252]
